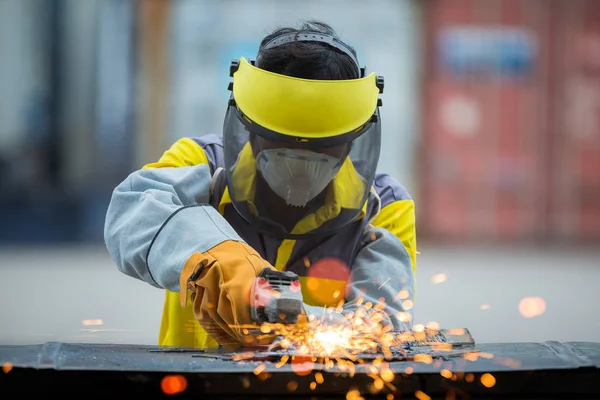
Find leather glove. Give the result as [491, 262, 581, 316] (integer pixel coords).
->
[179, 240, 277, 350]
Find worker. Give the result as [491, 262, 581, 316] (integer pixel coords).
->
[104, 20, 417, 349]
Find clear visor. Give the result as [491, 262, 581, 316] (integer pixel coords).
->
[222, 105, 381, 239]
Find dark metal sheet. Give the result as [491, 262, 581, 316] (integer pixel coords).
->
[1, 341, 599, 372]
[1, 341, 599, 397]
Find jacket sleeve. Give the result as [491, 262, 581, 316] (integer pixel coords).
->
[303, 226, 415, 332]
[103, 164, 245, 292]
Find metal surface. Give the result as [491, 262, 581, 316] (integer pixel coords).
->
[1, 340, 600, 397]
[189, 327, 477, 362]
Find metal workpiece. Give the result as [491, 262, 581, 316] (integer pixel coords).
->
[1, 338, 600, 398]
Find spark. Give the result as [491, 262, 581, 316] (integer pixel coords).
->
[275, 355, 289, 368]
[161, 375, 187, 395]
[2, 362, 12, 374]
[232, 352, 255, 361]
[313, 329, 354, 355]
[394, 289, 410, 301]
[396, 312, 411, 322]
[494, 357, 521, 368]
[440, 369, 453, 379]
[346, 388, 364, 400]
[310, 382, 317, 390]
[426, 321, 440, 330]
[291, 355, 314, 376]
[235, 300, 456, 390]
[465, 373, 475, 382]
[415, 390, 432, 400]
[414, 354, 433, 364]
[431, 273, 447, 284]
[380, 368, 395, 382]
[315, 372, 324, 384]
[253, 363, 267, 375]
[81, 319, 103, 326]
[287, 381, 298, 391]
[378, 278, 391, 289]
[241, 376, 251, 388]
[447, 328, 465, 336]
[432, 343, 453, 351]
[373, 378, 384, 390]
[256, 371, 271, 381]
[519, 297, 546, 318]
[480, 373, 496, 388]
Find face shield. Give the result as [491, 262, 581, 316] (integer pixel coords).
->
[222, 57, 384, 240]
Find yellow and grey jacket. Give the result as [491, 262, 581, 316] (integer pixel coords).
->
[104, 134, 417, 348]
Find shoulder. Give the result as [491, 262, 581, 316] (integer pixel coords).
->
[372, 172, 412, 206]
[144, 134, 224, 172]
[189, 134, 225, 172]
[356, 226, 413, 273]
[189, 133, 224, 149]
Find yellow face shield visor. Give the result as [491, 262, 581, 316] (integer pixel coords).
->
[230, 57, 383, 144]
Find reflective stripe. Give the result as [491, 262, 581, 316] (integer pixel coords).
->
[274, 239, 295, 270]
[370, 199, 417, 273]
[142, 138, 210, 169]
[158, 291, 218, 348]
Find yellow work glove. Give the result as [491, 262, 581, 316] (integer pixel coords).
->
[179, 240, 277, 350]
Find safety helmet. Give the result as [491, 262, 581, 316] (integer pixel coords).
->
[222, 32, 384, 239]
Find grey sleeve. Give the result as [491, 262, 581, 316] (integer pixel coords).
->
[303, 227, 415, 332]
[103, 164, 244, 292]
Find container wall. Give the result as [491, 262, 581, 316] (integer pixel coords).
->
[418, 0, 600, 242]
[418, 0, 550, 242]
[549, 0, 600, 243]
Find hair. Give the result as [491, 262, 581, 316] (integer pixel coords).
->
[255, 20, 359, 80]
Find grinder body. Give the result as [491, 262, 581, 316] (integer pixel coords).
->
[250, 269, 304, 324]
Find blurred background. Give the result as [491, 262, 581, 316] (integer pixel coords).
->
[0, 0, 599, 346]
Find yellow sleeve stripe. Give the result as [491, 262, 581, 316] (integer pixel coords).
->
[158, 291, 219, 348]
[142, 138, 209, 169]
[274, 239, 296, 271]
[370, 199, 417, 273]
